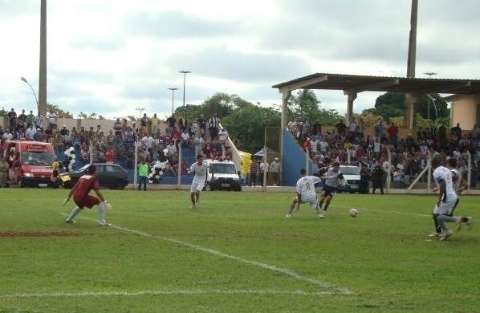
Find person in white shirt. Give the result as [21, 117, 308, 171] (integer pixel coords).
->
[430, 154, 471, 240]
[25, 125, 36, 140]
[189, 154, 208, 209]
[286, 169, 323, 218]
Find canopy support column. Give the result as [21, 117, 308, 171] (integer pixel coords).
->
[280, 90, 290, 185]
[346, 92, 357, 126]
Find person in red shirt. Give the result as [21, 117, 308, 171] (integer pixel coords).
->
[64, 165, 110, 226]
[105, 148, 114, 163]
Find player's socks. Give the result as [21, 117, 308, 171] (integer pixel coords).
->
[66, 206, 81, 222]
[287, 203, 296, 215]
[323, 203, 330, 211]
[97, 202, 108, 225]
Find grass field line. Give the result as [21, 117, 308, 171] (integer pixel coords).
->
[0, 289, 339, 299]
[64, 214, 352, 295]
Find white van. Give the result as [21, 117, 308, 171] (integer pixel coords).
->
[206, 160, 242, 191]
[339, 165, 361, 193]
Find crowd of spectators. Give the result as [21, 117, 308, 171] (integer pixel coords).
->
[0, 108, 232, 184]
[288, 117, 480, 188]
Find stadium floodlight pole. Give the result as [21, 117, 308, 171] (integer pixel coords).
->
[168, 87, 178, 116]
[21, 77, 39, 106]
[407, 0, 418, 78]
[179, 70, 192, 119]
[38, 0, 47, 117]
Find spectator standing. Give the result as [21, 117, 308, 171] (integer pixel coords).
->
[208, 114, 220, 140]
[193, 134, 205, 157]
[359, 165, 370, 194]
[451, 123, 462, 138]
[249, 157, 258, 186]
[269, 157, 280, 186]
[151, 113, 160, 136]
[0, 157, 8, 187]
[374, 117, 385, 139]
[137, 160, 149, 191]
[371, 165, 385, 194]
[17, 110, 27, 131]
[47, 110, 57, 130]
[388, 123, 398, 147]
[259, 158, 269, 186]
[7, 109, 17, 132]
[26, 111, 35, 127]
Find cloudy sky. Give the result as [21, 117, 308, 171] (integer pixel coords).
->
[1, 0, 479, 119]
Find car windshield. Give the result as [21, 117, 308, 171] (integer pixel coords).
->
[211, 164, 237, 174]
[21, 151, 55, 166]
[339, 167, 361, 175]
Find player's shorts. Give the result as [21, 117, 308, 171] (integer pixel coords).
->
[191, 179, 205, 192]
[301, 194, 319, 209]
[322, 185, 337, 197]
[433, 197, 459, 216]
[74, 195, 100, 209]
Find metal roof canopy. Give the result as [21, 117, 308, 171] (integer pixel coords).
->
[273, 73, 480, 95]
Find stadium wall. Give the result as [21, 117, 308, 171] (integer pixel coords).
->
[282, 129, 313, 186]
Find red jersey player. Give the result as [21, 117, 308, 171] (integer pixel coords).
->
[64, 165, 110, 226]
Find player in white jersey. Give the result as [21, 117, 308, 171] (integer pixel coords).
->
[286, 169, 323, 218]
[189, 154, 208, 209]
[430, 154, 472, 240]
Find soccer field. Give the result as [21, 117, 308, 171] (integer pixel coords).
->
[0, 189, 479, 313]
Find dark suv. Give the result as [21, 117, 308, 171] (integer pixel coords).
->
[59, 163, 129, 189]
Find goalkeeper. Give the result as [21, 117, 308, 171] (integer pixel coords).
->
[64, 165, 111, 226]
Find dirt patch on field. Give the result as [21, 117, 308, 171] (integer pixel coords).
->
[0, 231, 81, 238]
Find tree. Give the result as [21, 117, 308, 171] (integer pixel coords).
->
[175, 104, 205, 121]
[47, 103, 73, 118]
[369, 92, 449, 121]
[222, 104, 281, 153]
[202, 93, 234, 118]
[174, 93, 254, 121]
[372, 92, 406, 120]
[288, 90, 343, 125]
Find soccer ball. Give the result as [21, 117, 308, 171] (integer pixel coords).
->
[349, 208, 359, 217]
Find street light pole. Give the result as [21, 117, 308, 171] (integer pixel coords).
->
[168, 88, 178, 116]
[424, 72, 438, 120]
[21, 77, 39, 106]
[179, 70, 192, 119]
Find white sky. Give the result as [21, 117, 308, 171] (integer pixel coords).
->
[0, 0, 479, 119]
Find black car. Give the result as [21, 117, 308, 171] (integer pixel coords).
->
[59, 163, 129, 190]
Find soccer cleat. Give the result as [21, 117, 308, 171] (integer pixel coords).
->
[427, 232, 440, 238]
[456, 216, 473, 232]
[98, 222, 112, 227]
[317, 214, 325, 219]
[439, 230, 453, 241]
[285, 214, 292, 218]
[65, 219, 76, 224]
[191, 204, 196, 209]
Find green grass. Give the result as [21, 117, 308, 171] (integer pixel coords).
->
[0, 189, 479, 313]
